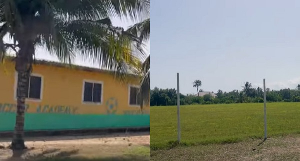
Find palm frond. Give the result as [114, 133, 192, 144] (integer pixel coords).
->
[50, 0, 149, 21]
[139, 69, 149, 109]
[0, 0, 23, 35]
[36, 17, 144, 79]
[0, 38, 5, 62]
[126, 18, 150, 109]
[138, 55, 149, 109]
[126, 18, 150, 43]
[141, 54, 149, 73]
[108, 0, 149, 21]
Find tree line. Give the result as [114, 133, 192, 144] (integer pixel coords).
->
[150, 82, 300, 106]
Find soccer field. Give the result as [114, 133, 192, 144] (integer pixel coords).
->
[150, 102, 300, 149]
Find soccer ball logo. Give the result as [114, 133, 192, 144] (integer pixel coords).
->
[106, 97, 118, 114]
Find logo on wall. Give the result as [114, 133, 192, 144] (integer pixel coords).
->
[106, 97, 118, 114]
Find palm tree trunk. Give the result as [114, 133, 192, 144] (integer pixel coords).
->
[197, 87, 199, 97]
[11, 40, 34, 150]
[11, 72, 29, 150]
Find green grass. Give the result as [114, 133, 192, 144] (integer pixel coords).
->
[124, 146, 150, 157]
[150, 102, 300, 150]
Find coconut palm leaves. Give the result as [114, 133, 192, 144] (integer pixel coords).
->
[139, 55, 150, 109]
[193, 80, 202, 96]
[125, 0, 150, 109]
[126, 17, 150, 109]
[127, 18, 150, 44]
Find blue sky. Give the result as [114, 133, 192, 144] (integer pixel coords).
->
[151, 0, 300, 94]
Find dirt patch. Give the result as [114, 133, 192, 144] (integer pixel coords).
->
[0, 132, 150, 161]
[151, 134, 300, 161]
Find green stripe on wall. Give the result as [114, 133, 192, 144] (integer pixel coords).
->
[0, 113, 150, 131]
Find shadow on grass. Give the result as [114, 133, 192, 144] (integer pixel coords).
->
[151, 138, 246, 150]
[31, 156, 150, 161]
[150, 141, 188, 150]
[5, 147, 149, 161]
[5, 148, 78, 161]
[257, 138, 267, 146]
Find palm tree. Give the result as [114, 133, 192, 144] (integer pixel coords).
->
[138, 54, 150, 110]
[126, 13, 150, 109]
[0, 0, 149, 150]
[242, 82, 252, 97]
[193, 80, 202, 96]
[297, 84, 300, 90]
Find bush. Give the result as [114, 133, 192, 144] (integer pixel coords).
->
[213, 98, 220, 104]
[254, 97, 264, 103]
[293, 96, 300, 102]
[225, 100, 231, 104]
[203, 94, 212, 102]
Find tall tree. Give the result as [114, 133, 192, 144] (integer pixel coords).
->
[193, 80, 202, 96]
[216, 89, 223, 98]
[257, 87, 263, 98]
[297, 84, 300, 90]
[242, 82, 252, 97]
[0, 0, 148, 151]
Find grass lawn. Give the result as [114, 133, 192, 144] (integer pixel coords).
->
[150, 102, 300, 150]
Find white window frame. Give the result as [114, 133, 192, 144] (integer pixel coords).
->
[14, 72, 44, 102]
[128, 85, 140, 107]
[82, 80, 104, 105]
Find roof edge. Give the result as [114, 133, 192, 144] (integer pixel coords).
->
[3, 56, 139, 77]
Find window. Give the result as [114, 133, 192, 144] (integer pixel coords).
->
[16, 74, 42, 100]
[83, 81, 102, 103]
[129, 86, 140, 106]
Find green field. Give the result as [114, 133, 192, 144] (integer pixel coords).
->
[150, 102, 300, 150]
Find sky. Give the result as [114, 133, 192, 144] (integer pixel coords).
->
[151, 0, 300, 94]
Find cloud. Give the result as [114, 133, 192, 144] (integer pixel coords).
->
[253, 77, 300, 90]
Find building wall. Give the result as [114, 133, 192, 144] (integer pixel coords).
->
[0, 60, 149, 132]
[197, 92, 216, 98]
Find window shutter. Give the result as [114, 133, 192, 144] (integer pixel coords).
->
[29, 76, 41, 99]
[93, 83, 102, 103]
[84, 82, 93, 102]
[130, 87, 138, 105]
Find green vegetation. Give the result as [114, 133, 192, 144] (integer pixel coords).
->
[150, 102, 300, 150]
[151, 82, 300, 106]
[124, 146, 150, 157]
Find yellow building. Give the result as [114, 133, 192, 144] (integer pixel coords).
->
[0, 58, 149, 132]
